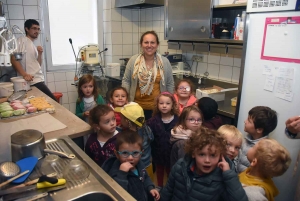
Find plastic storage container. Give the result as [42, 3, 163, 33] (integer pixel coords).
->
[10, 77, 31, 92]
[196, 86, 238, 102]
[0, 82, 14, 97]
[231, 97, 237, 106]
[105, 63, 120, 77]
[53, 92, 63, 104]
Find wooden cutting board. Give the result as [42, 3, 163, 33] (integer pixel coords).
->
[0, 97, 8, 103]
[0, 113, 67, 136]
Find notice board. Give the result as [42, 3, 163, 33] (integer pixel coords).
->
[261, 16, 300, 63]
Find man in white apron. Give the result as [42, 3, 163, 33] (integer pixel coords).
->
[11, 19, 56, 101]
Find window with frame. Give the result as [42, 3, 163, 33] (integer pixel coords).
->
[42, 0, 98, 71]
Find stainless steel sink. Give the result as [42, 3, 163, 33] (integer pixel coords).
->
[7, 136, 135, 201]
[73, 192, 114, 201]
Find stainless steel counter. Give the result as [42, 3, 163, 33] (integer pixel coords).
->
[215, 90, 237, 118]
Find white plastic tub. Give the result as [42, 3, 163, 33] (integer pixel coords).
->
[196, 86, 238, 102]
[0, 82, 14, 97]
[106, 63, 120, 77]
[10, 76, 31, 92]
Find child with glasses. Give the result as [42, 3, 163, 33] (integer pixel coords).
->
[115, 102, 154, 180]
[160, 127, 247, 201]
[170, 105, 203, 168]
[102, 130, 160, 201]
[174, 79, 197, 114]
[218, 125, 243, 172]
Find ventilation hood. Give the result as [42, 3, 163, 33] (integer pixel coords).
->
[115, 0, 164, 8]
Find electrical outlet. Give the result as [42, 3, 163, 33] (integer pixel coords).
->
[192, 55, 198, 61]
[192, 55, 203, 62]
[196, 56, 203, 62]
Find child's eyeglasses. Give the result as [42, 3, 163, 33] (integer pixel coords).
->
[178, 86, 191, 92]
[117, 151, 142, 158]
[186, 118, 202, 123]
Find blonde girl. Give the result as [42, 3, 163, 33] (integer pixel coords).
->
[170, 105, 202, 168]
[174, 79, 197, 114]
[147, 92, 179, 187]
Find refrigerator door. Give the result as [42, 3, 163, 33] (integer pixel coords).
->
[237, 11, 300, 201]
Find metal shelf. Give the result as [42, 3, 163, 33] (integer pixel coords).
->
[214, 3, 247, 8]
[168, 39, 243, 45]
[192, 38, 243, 44]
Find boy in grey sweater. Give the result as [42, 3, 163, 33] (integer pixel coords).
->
[237, 106, 277, 173]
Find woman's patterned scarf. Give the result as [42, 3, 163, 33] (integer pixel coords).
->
[132, 53, 165, 96]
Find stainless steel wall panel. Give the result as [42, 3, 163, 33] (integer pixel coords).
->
[227, 45, 243, 56]
[180, 42, 194, 51]
[165, 0, 212, 40]
[209, 44, 226, 54]
[194, 43, 209, 52]
[168, 42, 180, 50]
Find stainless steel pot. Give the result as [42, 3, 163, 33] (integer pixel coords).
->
[11, 129, 76, 162]
[11, 129, 45, 162]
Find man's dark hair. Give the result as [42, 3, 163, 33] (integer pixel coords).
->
[24, 19, 39, 35]
[249, 106, 278, 136]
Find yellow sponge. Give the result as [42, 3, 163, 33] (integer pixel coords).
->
[36, 179, 66, 189]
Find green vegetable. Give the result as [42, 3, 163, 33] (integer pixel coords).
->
[0, 111, 13, 118]
[13, 109, 26, 116]
[0, 102, 9, 107]
[0, 106, 13, 113]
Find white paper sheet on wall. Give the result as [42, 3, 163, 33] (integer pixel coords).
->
[262, 65, 295, 101]
[263, 65, 278, 91]
[274, 66, 295, 102]
[262, 65, 273, 75]
[264, 74, 276, 91]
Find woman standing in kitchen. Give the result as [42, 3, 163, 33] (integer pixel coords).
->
[122, 31, 174, 120]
